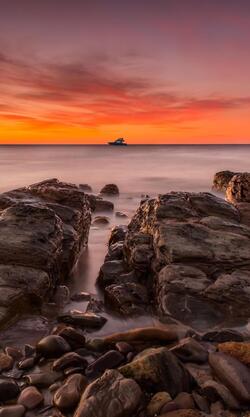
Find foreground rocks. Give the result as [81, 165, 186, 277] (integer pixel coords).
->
[0, 178, 91, 328]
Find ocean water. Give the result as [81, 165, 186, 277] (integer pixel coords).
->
[0, 144, 250, 345]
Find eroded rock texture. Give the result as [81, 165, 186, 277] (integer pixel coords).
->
[0, 178, 91, 327]
[99, 192, 250, 329]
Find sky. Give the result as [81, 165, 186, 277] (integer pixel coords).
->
[0, 0, 250, 144]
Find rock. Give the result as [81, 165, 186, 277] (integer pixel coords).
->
[79, 184, 92, 192]
[57, 326, 86, 349]
[4, 347, 22, 361]
[209, 352, 250, 402]
[105, 242, 124, 262]
[192, 392, 210, 413]
[74, 369, 142, 417]
[53, 352, 88, 372]
[103, 327, 179, 345]
[104, 282, 149, 315]
[108, 225, 127, 246]
[0, 178, 91, 329]
[115, 342, 133, 355]
[0, 405, 25, 417]
[160, 402, 180, 413]
[54, 373, 87, 411]
[108, 191, 250, 327]
[36, 335, 71, 358]
[202, 329, 244, 343]
[86, 350, 124, 378]
[115, 212, 128, 218]
[159, 411, 205, 417]
[100, 184, 119, 196]
[54, 285, 70, 308]
[0, 379, 20, 401]
[0, 353, 14, 371]
[97, 260, 126, 288]
[92, 216, 110, 226]
[24, 344, 36, 357]
[18, 386, 43, 409]
[213, 171, 237, 191]
[71, 292, 91, 302]
[169, 338, 208, 364]
[218, 342, 250, 365]
[119, 347, 193, 396]
[147, 392, 172, 416]
[94, 198, 114, 212]
[201, 380, 240, 409]
[226, 172, 250, 203]
[25, 371, 62, 388]
[174, 392, 195, 409]
[18, 357, 36, 370]
[58, 311, 107, 329]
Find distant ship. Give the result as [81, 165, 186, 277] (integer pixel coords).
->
[108, 138, 127, 146]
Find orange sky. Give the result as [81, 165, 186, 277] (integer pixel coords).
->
[1, 0, 250, 144]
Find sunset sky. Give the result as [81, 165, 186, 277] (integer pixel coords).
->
[0, 0, 250, 144]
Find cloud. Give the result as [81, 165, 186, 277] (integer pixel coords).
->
[1, 50, 250, 130]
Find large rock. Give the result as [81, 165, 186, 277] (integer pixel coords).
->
[226, 172, 250, 204]
[102, 192, 250, 327]
[213, 170, 237, 191]
[0, 178, 91, 328]
[119, 347, 193, 396]
[74, 369, 142, 417]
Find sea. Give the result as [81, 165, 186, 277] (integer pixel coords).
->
[0, 144, 249, 346]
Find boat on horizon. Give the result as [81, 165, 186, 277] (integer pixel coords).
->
[108, 138, 127, 146]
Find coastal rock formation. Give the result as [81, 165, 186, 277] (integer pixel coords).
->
[226, 172, 250, 204]
[98, 192, 250, 328]
[100, 183, 119, 196]
[0, 178, 91, 328]
[213, 170, 237, 191]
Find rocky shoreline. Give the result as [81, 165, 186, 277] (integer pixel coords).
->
[0, 174, 250, 416]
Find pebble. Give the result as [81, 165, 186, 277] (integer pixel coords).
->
[25, 371, 62, 388]
[18, 357, 36, 370]
[115, 341, 133, 355]
[160, 401, 179, 414]
[57, 326, 86, 349]
[86, 350, 124, 377]
[18, 386, 43, 410]
[4, 347, 22, 361]
[147, 392, 172, 416]
[0, 379, 20, 401]
[0, 353, 14, 372]
[52, 352, 88, 372]
[0, 405, 25, 417]
[36, 335, 71, 358]
[174, 392, 195, 409]
[53, 373, 87, 411]
[58, 311, 107, 329]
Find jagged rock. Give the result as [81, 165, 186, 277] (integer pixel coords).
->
[108, 225, 127, 246]
[226, 172, 250, 204]
[97, 260, 126, 288]
[209, 352, 250, 402]
[213, 171, 237, 191]
[105, 191, 250, 327]
[74, 369, 142, 417]
[218, 342, 250, 365]
[104, 242, 124, 262]
[100, 184, 119, 196]
[119, 347, 193, 396]
[58, 311, 107, 329]
[104, 282, 149, 315]
[0, 178, 91, 329]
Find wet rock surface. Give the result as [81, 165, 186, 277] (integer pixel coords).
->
[99, 191, 250, 327]
[0, 178, 91, 328]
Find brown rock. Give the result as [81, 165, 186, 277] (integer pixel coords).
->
[0, 353, 14, 371]
[36, 335, 71, 358]
[174, 392, 195, 409]
[74, 369, 142, 417]
[170, 338, 208, 364]
[53, 352, 88, 372]
[100, 184, 119, 196]
[0, 405, 25, 417]
[147, 392, 172, 416]
[54, 373, 87, 411]
[218, 342, 250, 365]
[226, 172, 250, 203]
[213, 170, 237, 192]
[18, 386, 43, 409]
[103, 327, 179, 345]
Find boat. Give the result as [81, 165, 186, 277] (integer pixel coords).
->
[108, 138, 127, 146]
